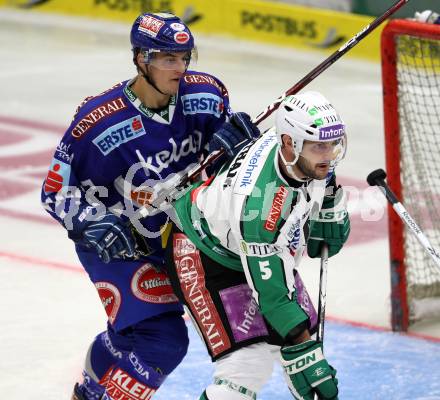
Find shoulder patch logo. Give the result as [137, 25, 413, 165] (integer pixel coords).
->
[183, 74, 228, 96]
[44, 158, 71, 193]
[233, 132, 277, 196]
[71, 97, 127, 139]
[181, 93, 224, 117]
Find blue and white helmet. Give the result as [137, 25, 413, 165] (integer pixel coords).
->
[276, 91, 347, 166]
[130, 12, 196, 66]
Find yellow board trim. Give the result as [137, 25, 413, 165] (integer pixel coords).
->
[1, 0, 382, 61]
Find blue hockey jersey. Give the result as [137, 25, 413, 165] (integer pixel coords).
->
[42, 71, 232, 264]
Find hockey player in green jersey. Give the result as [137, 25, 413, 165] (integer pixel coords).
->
[164, 91, 350, 400]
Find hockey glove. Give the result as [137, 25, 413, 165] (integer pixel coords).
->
[307, 186, 350, 258]
[281, 340, 338, 400]
[68, 205, 135, 263]
[209, 112, 260, 157]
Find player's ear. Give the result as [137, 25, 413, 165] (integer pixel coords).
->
[136, 51, 144, 67]
[281, 134, 293, 149]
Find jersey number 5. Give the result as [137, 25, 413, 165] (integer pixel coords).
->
[259, 260, 272, 280]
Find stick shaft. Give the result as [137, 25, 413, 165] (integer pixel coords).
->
[316, 245, 329, 343]
[252, 0, 410, 125]
[141, 0, 410, 215]
[189, 0, 409, 179]
[314, 245, 329, 400]
[376, 180, 440, 269]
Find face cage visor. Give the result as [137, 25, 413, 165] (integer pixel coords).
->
[138, 47, 198, 71]
[298, 134, 347, 168]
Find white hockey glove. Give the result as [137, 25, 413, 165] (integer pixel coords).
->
[281, 340, 338, 400]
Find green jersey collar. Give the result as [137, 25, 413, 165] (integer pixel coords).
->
[124, 78, 177, 124]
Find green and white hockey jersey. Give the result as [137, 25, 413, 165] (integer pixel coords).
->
[174, 129, 327, 338]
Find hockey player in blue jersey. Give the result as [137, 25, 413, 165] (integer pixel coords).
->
[41, 12, 259, 400]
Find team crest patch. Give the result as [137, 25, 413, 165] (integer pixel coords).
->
[95, 281, 121, 325]
[131, 263, 178, 303]
[287, 220, 301, 256]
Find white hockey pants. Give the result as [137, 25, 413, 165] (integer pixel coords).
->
[205, 342, 280, 400]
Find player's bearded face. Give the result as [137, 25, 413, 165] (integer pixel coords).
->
[296, 154, 329, 180]
[297, 140, 341, 180]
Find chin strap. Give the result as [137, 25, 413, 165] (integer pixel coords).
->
[138, 64, 167, 95]
[278, 149, 309, 182]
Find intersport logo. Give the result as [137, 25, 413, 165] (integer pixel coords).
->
[319, 124, 345, 140]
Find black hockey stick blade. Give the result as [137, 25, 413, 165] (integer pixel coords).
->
[367, 169, 440, 270]
[366, 168, 387, 187]
[366, 168, 400, 205]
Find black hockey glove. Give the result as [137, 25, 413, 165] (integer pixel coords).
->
[209, 112, 260, 158]
[68, 205, 135, 263]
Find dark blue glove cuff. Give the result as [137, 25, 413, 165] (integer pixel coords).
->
[209, 112, 260, 157]
[66, 204, 135, 263]
[67, 203, 101, 241]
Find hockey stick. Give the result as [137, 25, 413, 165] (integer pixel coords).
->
[367, 168, 440, 270]
[252, 0, 410, 125]
[316, 244, 329, 343]
[137, 0, 410, 216]
[186, 0, 410, 179]
[314, 244, 329, 400]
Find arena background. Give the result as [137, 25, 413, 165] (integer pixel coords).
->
[0, 1, 439, 399]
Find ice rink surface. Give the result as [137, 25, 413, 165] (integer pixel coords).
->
[0, 9, 439, 399]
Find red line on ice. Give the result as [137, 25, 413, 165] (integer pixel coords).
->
[328, 315, 440, 343]
[0, 115, 388, 245]
[0, 250, 82, 273]
[0, 129, 30, 145]
[2, 249, 439, 342]
[0, 207, 56, 225]
[0, 115, 64, 134]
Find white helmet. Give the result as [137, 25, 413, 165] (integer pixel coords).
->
[414, 10, 440, 24]
[276, 91, 347, 175]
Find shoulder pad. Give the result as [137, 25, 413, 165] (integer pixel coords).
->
[69, 83, 129, 140]
[181, 71, 229, 97]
